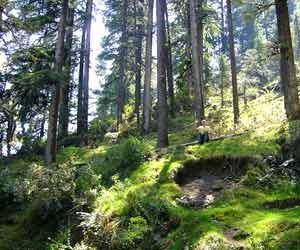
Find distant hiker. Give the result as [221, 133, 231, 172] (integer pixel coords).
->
[196, 120, 210, 145]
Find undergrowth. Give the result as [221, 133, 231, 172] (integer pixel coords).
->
[1, 94, 300, 250]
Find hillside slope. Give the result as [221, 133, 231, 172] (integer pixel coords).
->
[1, 94, 300, 250]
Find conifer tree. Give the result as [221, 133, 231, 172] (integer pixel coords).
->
[58, 4, 75, 140]
[142, 0, 154, 134]
[117, 0, 129, 130]
[275, 0, 300, 120]
[189, 0, 205, 125]
[227, 0, 239, 125]
[157, 0, 169, 148]
[46, 0, 69, 163]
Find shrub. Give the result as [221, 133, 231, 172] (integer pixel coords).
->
[0, 167, 19, 206]
[114, 216, 151, 250]
[89, 117, 114, 144]
[100, 137, 152, 185]
[18, 138, 46, 156]
[48, 229, 72, 250]
[75, 164, 101, 194]
[59, 135, 82, 148]
[79, 211, 117, 250]
[241, 164, 293, 191]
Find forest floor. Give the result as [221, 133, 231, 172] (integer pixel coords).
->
[1, 93, 300, 250]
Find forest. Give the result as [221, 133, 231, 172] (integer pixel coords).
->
[1, 0, 300, 249]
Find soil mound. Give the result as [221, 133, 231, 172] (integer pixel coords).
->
[175, 156, 257, 208]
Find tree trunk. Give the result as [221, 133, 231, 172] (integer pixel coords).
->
[220, 0, 226, 107]
[0, 5, 3, 32]
[59, 5, 74, 140]
[275, 0, 300, 120]
[6, 115, 15, 157]
[82, 0, 93, 143]
[186, 2, 193, 99]
[46, 0, 68, 164]
[134, 0, 143, 130]
[262, 12, 269, 40]
[199, 0, 205, 106]
[40, 111, 46, 139]
[77, 13, 87, 134]
[294, 14, 300, 60]
[164, 0, 175, 118]
[220, 55, 225, 107]
[243, 82, 247, 106]
[142, 0, 154, 134]
[226, 0, 239, 125]
[220, 0, 226, 53]
[157, 0, 169, 148]
[0, 133, 3, 158]
[189, 0, 205, 125]
[117, 0, 128, 130]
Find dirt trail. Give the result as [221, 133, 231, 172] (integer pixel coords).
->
[178, 175, 239, 208]
[174, 156, 254, 208]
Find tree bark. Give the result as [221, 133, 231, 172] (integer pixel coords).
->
[0, 5, 3, 32]
[294, 14, 300, 60]
[82, 0, 93, 142]
[157, 0, 169, 148]
[164, 0, 175, 118]
[46, 0, 68, 164]
[226, 0, 239, 125]
[117, 0, 128, 130]
[6, 114, 16, 157]
[219, 55, 225, 107]
[40, 111, 46, 139]
[243, 82, 247, 106]
[77, 12, 87, 134]
[220, 0, 226, 107]
[59, 5, 74, 140]
[275, 0, 300, 120]
[186, 2, 193, 99]
[199, 0, 205, 107]
[134, 0, 143, 130]
[142, 0, 154, 134]
[0, 133, 3, 158]
[220, 0, 226, 53]
[189, 0, 205, 125]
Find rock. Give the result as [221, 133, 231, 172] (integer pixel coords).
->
[103, 132, 119, 144]
[263, 198, 300, 209]
[263, 156, 278, 167]
[194, 234, 245, 250]
[156, 147, 169, 160]
[279, 159, 296, 168]
[159, 147, 169, 155]
[211, 181, 225, 191]
[224, 228, 250, 241]
[176, 196, 193, 207]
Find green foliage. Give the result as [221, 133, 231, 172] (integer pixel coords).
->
[75, 164, 101, 194]
[48, 229, 72, 250]
[78, 211, 117, 250]
[114, 216, 151, 250]
[18, 138, 46, 156]
[2, 93, 300, 250]
[89, 117, 114, 144]
[0, 168, 18, 205]
[118, 105, 139, 138]
[98, 137, 152, 185]
[186, 133, 279, 159]
[22, 163, 75, 202]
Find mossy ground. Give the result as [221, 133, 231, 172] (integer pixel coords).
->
[1, 94, 300, 249]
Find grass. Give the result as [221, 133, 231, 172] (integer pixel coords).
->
[1, 93, 300, 249]
[91, 151, 299, 249]
[186, 131, 280, 159]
